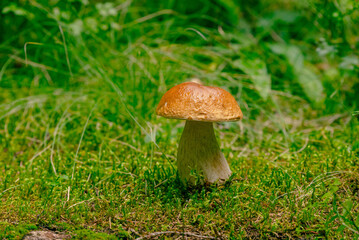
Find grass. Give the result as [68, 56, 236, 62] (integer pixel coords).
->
[1, 0, 359, 239]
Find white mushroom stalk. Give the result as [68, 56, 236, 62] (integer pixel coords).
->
[177, 120, 231, 184]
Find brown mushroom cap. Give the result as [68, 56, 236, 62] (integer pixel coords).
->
[156, 82, 243, 122]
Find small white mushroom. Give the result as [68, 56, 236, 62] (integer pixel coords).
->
[156, 82, 243, 185]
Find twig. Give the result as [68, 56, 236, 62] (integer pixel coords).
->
[0, 184, 22, 196]
[130, 228, 141, 237]
[110, 139, 142, 152]
[67, 197, 94, 210]
[154, 179, 168, 188]
[135, 231, 216, 240]
[28, 145, 51, 167]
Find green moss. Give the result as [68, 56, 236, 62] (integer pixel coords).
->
[72, 229, 119, 240]
[0, 223, 38, 240]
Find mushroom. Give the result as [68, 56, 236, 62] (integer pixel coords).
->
[156, 82, 243, 185]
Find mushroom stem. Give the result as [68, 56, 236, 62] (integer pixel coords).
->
[177, 120, 232, 185]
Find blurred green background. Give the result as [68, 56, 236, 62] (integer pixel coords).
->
[1, 0, 358, 111]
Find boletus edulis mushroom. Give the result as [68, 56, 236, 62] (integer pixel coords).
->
[156, 82, 243, 185]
